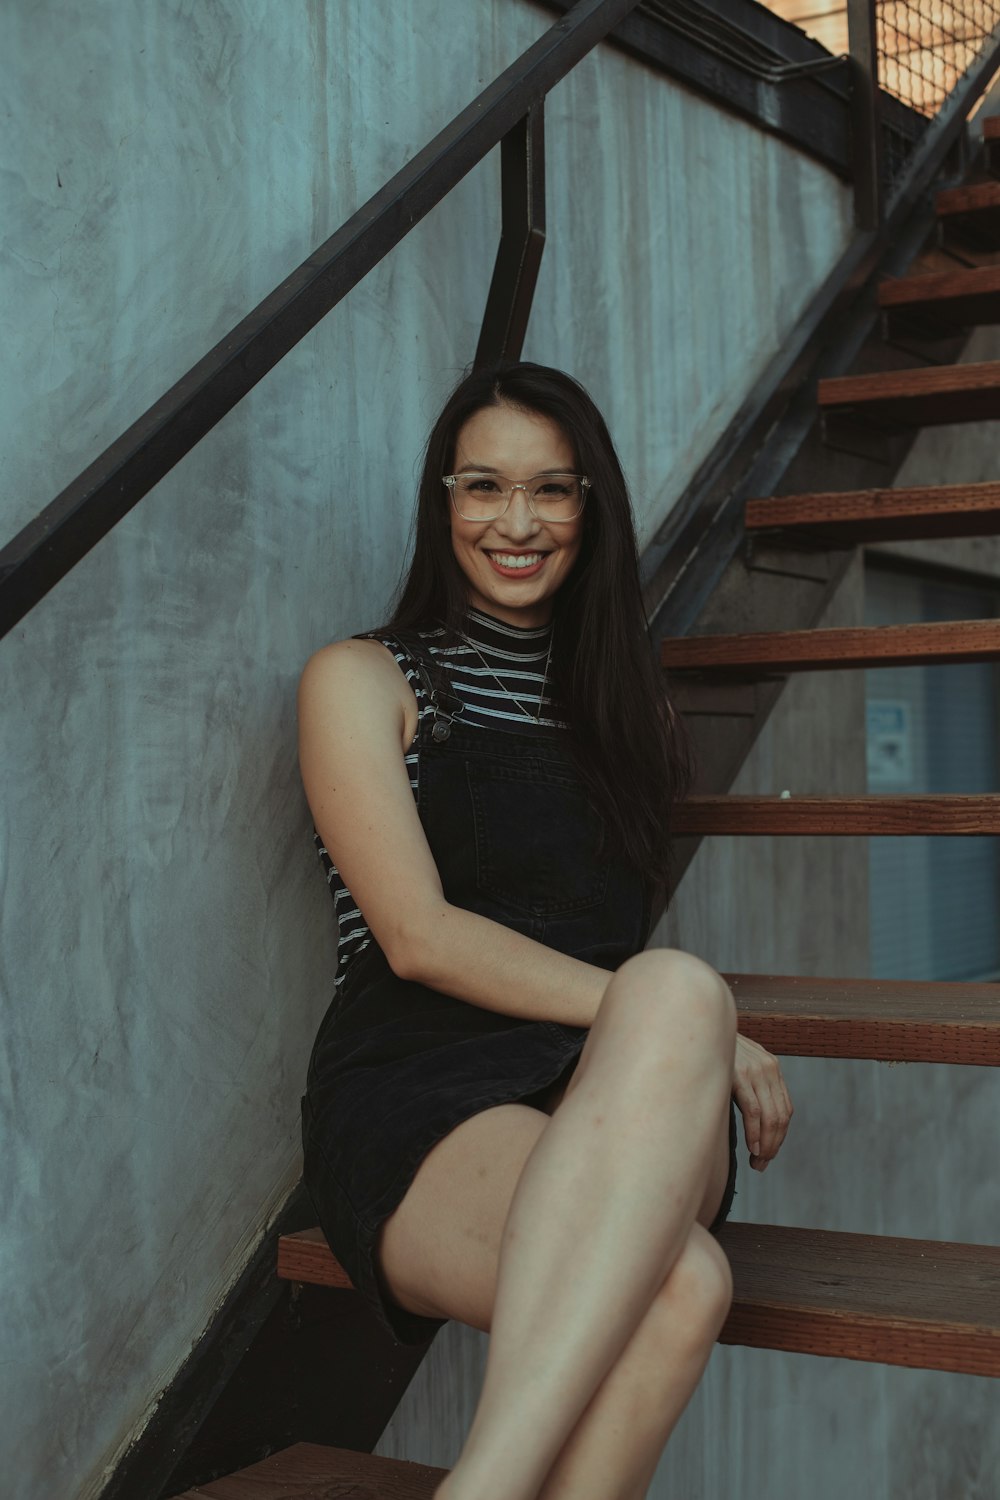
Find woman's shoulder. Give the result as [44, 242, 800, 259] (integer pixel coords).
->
[298, 634, 414, 708]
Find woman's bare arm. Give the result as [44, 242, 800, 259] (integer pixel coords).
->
[297, 638, 610, 1029]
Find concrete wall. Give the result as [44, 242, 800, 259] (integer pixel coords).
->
[1, 3, 857, 1497]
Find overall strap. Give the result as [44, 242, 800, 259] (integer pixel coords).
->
[354, 629, 466, 743]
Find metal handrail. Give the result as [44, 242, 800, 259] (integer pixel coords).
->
[0, 0, 639, 640]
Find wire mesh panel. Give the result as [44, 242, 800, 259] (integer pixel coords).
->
[877, 0, 1000, 191]
[764, 0, 999, 199]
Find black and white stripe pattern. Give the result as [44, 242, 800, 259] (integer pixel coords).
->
[315, 608, 565, 989]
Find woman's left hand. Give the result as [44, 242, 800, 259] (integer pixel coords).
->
[732, 1034, 793, 1172]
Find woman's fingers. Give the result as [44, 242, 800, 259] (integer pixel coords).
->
[732, 1034, 794, 1171]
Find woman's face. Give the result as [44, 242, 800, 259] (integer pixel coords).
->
[448, 402, 584, 628]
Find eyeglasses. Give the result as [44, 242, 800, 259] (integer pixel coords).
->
[443, 471, 590, 523]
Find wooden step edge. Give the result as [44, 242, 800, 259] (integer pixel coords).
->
[728, 978, 1000, 1074]
[818, 360, 1000, 404]
[169, 1441, 448, 1498]
[933, 179, 1000, 252]
[673, 794, 1000, 836]
[818, 365, 1000, 434]
[738, 1009, 1000, 1064]
[983, 115, 1000, 142]
[935, 179, 1000, 214]
[276, 1227, 1000, 1377]
[877, 265, 1000, 339]
[717, 1222, 1000, 1376]
[878, 264, 1000, 309]
[728, 972, 1000, 1065]
[662, 619, 1000, 675]
[745, 482, 1000, 544]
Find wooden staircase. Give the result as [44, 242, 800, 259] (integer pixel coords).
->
[171, 117, 1000, 1500]
[660, 118, 1000, 1381]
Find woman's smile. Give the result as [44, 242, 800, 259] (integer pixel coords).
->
[449, 403, 584, 628]
[484, 548, 550, 577]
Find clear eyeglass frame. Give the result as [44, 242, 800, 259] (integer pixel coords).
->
[442, 471, 590, 523]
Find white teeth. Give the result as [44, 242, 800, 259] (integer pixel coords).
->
[489, 552, 544, 569]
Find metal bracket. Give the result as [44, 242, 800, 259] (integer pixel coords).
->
[846, 0, 883, 231]
[475, 103, 546, 367]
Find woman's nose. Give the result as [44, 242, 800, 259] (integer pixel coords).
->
[496, 487, 539, 538]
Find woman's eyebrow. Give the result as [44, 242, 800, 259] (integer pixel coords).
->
[456, 464, 573, 474]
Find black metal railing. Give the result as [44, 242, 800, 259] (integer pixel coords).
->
[0, 0, 639, 640]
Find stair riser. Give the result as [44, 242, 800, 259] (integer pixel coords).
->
[822, 390, 1000, 428]
[882, 295, 1000, 339]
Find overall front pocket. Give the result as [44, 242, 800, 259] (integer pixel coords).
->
[466, 758, 610, 918]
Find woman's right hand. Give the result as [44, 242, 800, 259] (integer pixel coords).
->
[731, 1033, 793, 1171]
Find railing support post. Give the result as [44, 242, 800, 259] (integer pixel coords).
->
[475, 102, 546, 368]
[848, 0, 883, 229]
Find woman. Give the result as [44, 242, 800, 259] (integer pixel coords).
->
[298, 362, 792, 1500]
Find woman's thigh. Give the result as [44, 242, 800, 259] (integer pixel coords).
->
[375, 1073, 731, 1336]
[376, 1100, 549, 1333]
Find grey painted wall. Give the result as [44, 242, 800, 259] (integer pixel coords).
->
[2, 3, 856, 1497]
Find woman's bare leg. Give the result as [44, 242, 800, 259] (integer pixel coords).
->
[532, 1221, 732, 1500]
[378, 948, 736, 1500]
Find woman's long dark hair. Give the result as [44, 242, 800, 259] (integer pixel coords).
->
[385, 362, 695, 890]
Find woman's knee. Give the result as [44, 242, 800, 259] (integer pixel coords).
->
[602, 949, 737, 1057]
[652, 1225, 734, 1350]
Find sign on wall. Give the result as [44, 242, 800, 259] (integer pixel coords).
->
[866, 699, 914, 788]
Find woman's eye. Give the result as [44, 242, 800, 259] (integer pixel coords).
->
[537, 481, 573, 496]
[466, 478, 500, 493]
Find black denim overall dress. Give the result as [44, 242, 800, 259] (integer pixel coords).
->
[301, 633, 737, 1347]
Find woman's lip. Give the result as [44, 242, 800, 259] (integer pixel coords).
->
[483, 550, 549, 579]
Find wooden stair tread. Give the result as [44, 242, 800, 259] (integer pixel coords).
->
[744, 480, 1000, 543]
[662, 618, 1000, 675]
[934, 179, 1000, 249]
[717, 1222, 1000, 1375]
[984, 116, 1000, 142]
[275, 1228, 1000, 1375]
[879, 263, 1000, 332]
[672, 794, 1000, 834]
[727, 972, 1000, 1064]
[169, 1441, 447, 1498]
[278, 1227, 353, 1289]
[936, 180, 1000, 215]
[818, 360, 1000, 427]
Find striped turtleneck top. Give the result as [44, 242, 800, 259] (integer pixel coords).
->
[315, 607, 566, 989]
